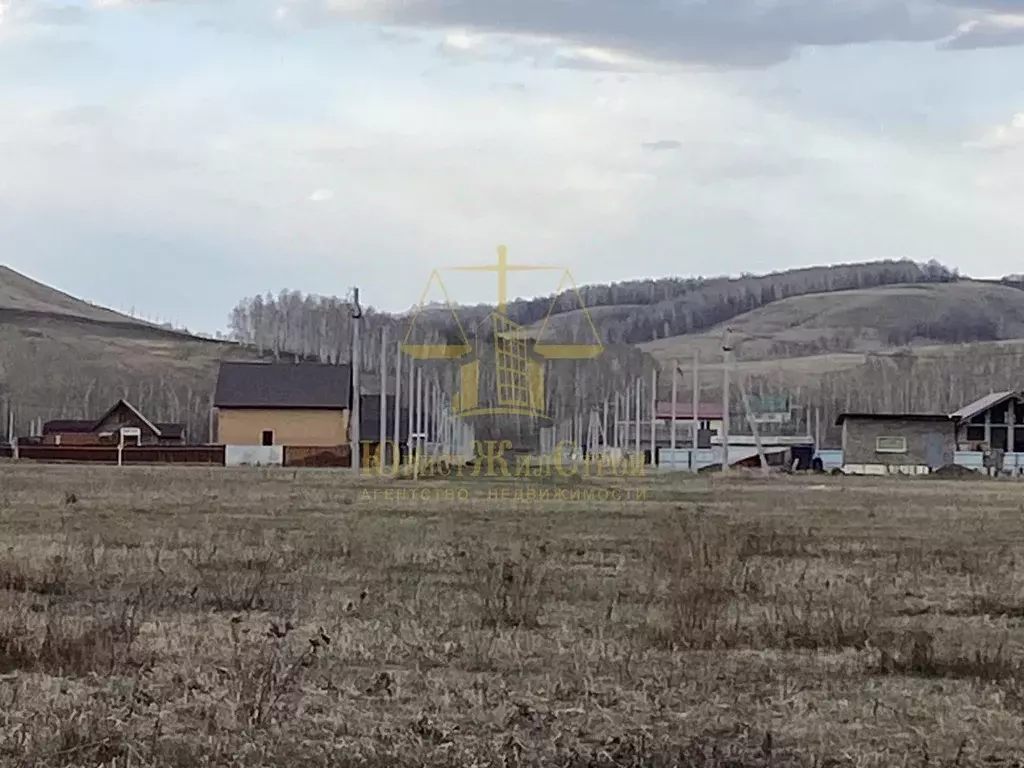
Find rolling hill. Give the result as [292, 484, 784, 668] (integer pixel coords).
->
[642, 281, 1024, 361]
[0, 267, 268, 441]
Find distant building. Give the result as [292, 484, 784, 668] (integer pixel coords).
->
[836, 413, 955, 475]
[358, 393, 410, 468]
[42, 399, 185, 446]
[950, 391, 1024, 453]
[213, 361, 352, 448]
[653, 402, 724, 437]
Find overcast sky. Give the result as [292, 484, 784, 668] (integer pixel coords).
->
[1, 0, 1023, 332]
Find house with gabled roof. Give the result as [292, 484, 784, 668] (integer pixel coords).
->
[950, 390, 1024, 453]
[213, 361, 353, 448]
[42, 399, 186, 446]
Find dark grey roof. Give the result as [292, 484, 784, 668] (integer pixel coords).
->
[214, 361, 352, 409]
[359, 394, 410, 443]
[835, 412, 952, 426]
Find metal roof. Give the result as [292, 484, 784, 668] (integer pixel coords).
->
[950, 391, 1022, 422]
[214, 361, 352, 409]
[835, 413, 952, 426]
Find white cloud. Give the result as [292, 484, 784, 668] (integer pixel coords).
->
[965, 112, 1024, 149]
[308, 188, 335, 202]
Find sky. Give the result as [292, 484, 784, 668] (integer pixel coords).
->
[1, 0, 1023, 333]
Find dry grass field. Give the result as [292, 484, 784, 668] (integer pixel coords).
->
[3, 465, 1024, 766]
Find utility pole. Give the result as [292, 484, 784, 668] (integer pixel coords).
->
[613, 394, 620, 450]
[393, 337, 402, 472]
[738, 374, 768, 475]
[670, 359, 678, 467]
[721, 328, 732, 473]
[414, 367, 423, 480]
[350, 287, 362, 472]
[379, 326, 388, 471]
[406, 358, 414, 468]
[634, 378, 641, 462]
[815, 406, 822, 450]
[649, 368, 657, 468]
[692, 351, 700, 455]
[602, 398, 609, 454]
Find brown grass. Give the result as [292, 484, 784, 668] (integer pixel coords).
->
[3, 465, 1024, 765]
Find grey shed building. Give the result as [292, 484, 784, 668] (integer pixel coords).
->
[836, 413, 956, 475]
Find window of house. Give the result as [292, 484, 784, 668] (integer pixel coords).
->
[966, 426, 986, 443]
[876, 436, 907, 453]
[261, 430, 274, 446]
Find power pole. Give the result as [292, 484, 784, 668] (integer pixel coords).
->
[379, 326, 388, 471]
[692, 351, 700, 466]
[649, 368, 657, 468]
[721, 328, 732, 473]
[613, 393, 620, 450]
[414, 367, 423, 480]
[406, 358, 414, 468]
[634, 378, 641, 461]
[670, 359, 678, 466]
[602, 398, 609, 453]
[393, 337, 402, 471]
[350, 287, 362, 471]
[738, 374, 768, 475]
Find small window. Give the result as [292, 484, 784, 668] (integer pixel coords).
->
[261, 430, 274, 447]
[876, 436, 907, 453]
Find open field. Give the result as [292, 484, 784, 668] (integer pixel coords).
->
[3, 466, 1024, 765]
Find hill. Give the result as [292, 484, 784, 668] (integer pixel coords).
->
[641, 281, 1024, 364]
[0, 266, 269, 441]
[0, 265, 158, 327]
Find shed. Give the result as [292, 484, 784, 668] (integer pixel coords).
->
[835, 413, 955, 475]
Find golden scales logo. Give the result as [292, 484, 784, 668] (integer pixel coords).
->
[402, 246, 603, 418]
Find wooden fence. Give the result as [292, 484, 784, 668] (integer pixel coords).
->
[282, 445, 351, 468]
[2, 443, 353, 467]
[7, 444, 225, 465]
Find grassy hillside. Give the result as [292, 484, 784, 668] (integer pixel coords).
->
[0, 266, 269, 440]
[641, 281, 1024, 365]
[0, 265, 156, 326]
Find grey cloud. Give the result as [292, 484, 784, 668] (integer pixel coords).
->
[310, 0, 972, 67]
[30, 3, 90, 25]
[642, 140, 682, 151]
